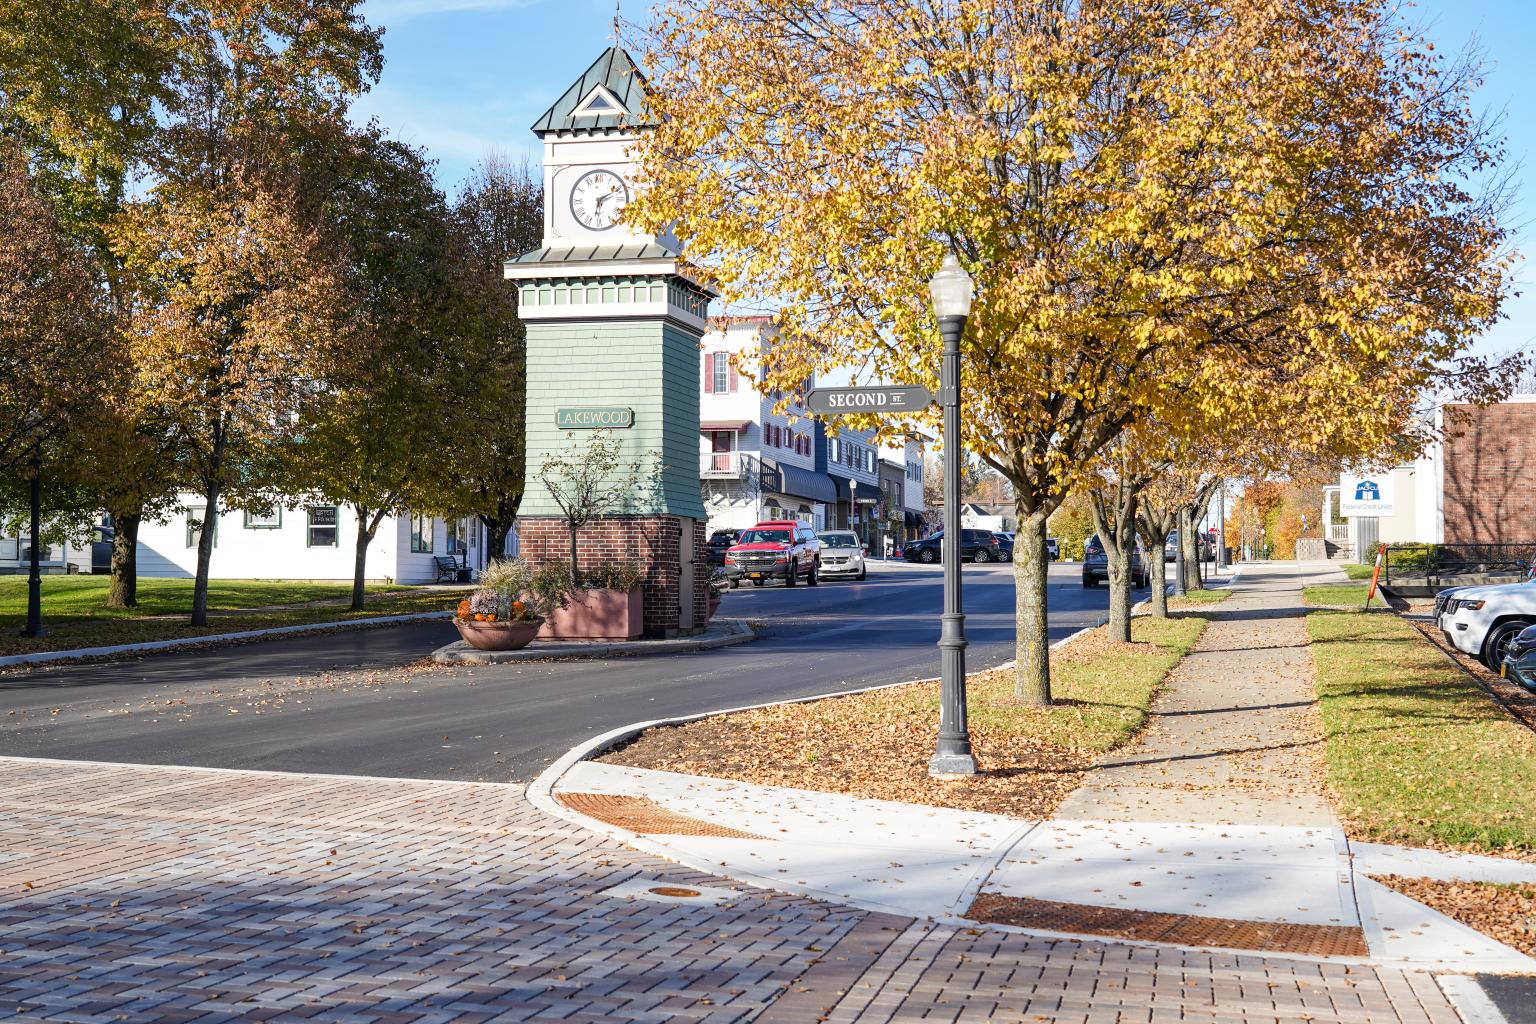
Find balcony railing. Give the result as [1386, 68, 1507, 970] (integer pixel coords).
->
[700, 451, 742, 479]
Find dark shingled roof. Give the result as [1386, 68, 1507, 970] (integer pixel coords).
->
[531, 47, 656, 136]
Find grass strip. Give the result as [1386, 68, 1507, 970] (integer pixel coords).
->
[604, 613, 1208, 819]
[1307, 609, 1536, 854]
[0, 578, 467, 658]
[1170, 588, 1232, 607]
[1340, 563, 1376, 580]
[1304, 583, 1372, 607]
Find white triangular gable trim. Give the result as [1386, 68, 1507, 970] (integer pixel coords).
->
[572, 84, 626, 118]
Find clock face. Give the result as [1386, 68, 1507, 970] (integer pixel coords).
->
[570, 169, 630, 231]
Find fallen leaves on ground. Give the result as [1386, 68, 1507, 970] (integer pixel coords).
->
[602, 615, 1207, 819]
[1372, 874, 1536, 956]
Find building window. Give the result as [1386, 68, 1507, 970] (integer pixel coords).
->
[0, 536, 16, 560]
[185, 511, 217, 549]
[410, 515, 435, 553]
[307, 506, 339, 548]
[712, 353, 730, 394]
[244, 509, 282, 530]
[829, 438, 840, 463]
[447, 518, 470, 556]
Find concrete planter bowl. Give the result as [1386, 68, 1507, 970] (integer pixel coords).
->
[539, 588, 643, 641]
[453, 618, 543, 651]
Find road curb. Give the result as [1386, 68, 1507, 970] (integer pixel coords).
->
[0, 611, 453, 671]
[431, 619, 756, 664]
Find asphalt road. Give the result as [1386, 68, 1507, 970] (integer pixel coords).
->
[0, 560, 1138, 782]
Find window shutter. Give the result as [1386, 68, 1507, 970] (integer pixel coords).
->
[704, 353, 716, 393]
[728, 357, 738, 392]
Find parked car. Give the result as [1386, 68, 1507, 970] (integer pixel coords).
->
[1164, 530, 1215, 563]
[1046, 537, 1060, 561]
[991, 531, 1014, 562]
[901, 529, 1001, 564]
[817, 530, 867, 580]
[706, 529, 741, 567]
[1438, 576, 1536, 670]
[1502, 623, 1536, 690]
[1083, 534, 1150, 588]
[723, 520, 821, 587]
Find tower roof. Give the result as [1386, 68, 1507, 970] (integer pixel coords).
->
[531, 46, 656, 136]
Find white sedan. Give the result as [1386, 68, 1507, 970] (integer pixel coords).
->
[817, 531, 868, 580]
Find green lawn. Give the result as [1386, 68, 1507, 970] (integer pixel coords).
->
[1308, 609, 1536, 854]
[0, 576, 468, 659]
[1341, 563, 1377, 580]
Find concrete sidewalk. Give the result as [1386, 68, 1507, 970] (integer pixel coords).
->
[539, 562, 1536, 987]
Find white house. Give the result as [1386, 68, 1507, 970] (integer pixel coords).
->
[699, 317, 837, 533]
[132, 496, 498, 583]
[0, 534, 90, 576]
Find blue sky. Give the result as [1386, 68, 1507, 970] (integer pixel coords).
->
[353, 0, 1535, 363]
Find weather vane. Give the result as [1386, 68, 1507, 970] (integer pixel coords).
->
[611, 0, 620, 44]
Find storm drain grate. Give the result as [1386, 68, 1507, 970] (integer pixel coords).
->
[966, 893, 1370, 958]
[557, 792, 767, 839]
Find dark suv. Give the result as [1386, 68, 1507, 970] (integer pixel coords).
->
[902, 529, 1002, 564]
[1083, 534, 1150, 588]
[706, 529, 741, 567]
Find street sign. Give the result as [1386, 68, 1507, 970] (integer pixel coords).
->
[555, 407, 635, 429]
[805, 386, 932, 415]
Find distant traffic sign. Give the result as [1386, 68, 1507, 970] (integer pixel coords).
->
[806, 386, 933, 415]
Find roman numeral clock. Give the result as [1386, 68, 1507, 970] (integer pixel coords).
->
[504, 46, 717, 638]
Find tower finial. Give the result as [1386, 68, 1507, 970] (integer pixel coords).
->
[611, 0, 620, 44]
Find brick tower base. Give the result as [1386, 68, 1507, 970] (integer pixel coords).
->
[515, 516, 708, 638]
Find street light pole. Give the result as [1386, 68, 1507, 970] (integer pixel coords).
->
[1217, 483, 1227, 571]
[928, 252, 976, 777]
[1173, 506, 1188, 598]
[21, 448, 45, 639]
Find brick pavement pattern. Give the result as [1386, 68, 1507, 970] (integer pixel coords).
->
[0, 756, 1462, 1023]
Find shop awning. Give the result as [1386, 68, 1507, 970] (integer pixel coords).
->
[767, 462, 839, 504]
[853, 481, 882, 505]
[905, 510, 924, 531]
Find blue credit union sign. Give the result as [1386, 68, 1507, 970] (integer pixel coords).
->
[555, 406, 635, 429]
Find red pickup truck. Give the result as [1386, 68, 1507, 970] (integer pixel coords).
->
[723, 520, 822, 588]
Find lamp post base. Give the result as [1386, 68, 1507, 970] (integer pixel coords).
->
[928, 751, 977, 777]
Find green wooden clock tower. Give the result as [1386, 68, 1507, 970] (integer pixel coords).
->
[505, 46, 715, 637]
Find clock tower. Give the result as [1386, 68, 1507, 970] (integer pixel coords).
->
[505, 46, 715, 637]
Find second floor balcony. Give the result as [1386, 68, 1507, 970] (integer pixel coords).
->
[701, 451, 743, 479]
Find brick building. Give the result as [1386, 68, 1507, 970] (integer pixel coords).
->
[1440, 396, 1536, 544]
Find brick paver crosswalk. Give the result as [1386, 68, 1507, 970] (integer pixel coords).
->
[0, 757, 1462, 1023]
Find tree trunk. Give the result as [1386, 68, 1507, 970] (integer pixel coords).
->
[483, 517, 509, 562]
[1181, 507, 1201, 591]
[568, 523, 580, 583]
[190, 485, 220, 627]
[1013, 509, 1051, 705]
[106, 512, 141, 609]
[350, 506, 377, 612]
[1143, 524, 1170, 618]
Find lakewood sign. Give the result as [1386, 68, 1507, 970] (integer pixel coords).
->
[806, 386, 933, 415]
[555, 407, 635, 429]
[1339, 471, 1397, 517]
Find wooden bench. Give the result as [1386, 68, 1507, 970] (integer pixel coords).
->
[434, 555, 464, 583]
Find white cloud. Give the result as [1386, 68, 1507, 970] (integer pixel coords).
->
[364, 0, 543, 25]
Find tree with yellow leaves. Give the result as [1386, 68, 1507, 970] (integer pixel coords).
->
[628, 0, 1512, 702]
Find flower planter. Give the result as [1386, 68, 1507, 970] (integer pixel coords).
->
[454, 618, 542, 651]
[538, 587, 643, 641]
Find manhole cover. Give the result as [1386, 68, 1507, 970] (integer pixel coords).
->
[648, 886, 702, 898]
